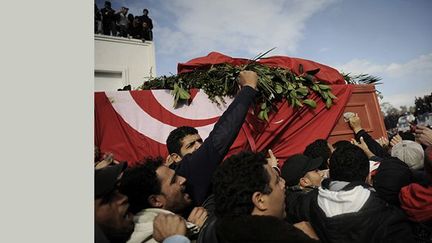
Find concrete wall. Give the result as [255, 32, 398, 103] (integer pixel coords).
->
[94, 34, 156, 91]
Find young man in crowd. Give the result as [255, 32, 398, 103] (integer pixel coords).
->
[165, 70, 258, 206]
[212, 151, 319, 242]
[119, 157, 206, 243]
[95, 163, 134, 243]
[348, 114, 414, 206]
[308, 144, 415, 243]
[281, 154, 325, 223]
[165, 126, 202, 167]
[119, 71, 258, 242]
[282, 154, 326, 191]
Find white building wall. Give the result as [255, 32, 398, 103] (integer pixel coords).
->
[94, 34, 156, 91]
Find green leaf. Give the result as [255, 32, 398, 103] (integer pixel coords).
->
[178, 87, 191, 100]
[173, 92, 179, 108]
[318, 84, 330, 90]
[275, 83, 283, 94]
[322, 92, 328, 99]
[258, 110, 265, 120]
[261, 102, 267, 109]
[287, 83, 294, 90]
[303, 99, 317, 108]
[295, 99, 303, 107]
[296, 87, 308, 96]
[263, 110, 269, 121]
[172, 83, 179, 94]
[325, 97, 333, 109]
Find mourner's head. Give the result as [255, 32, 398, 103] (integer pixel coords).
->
[214, 152, 286, 219]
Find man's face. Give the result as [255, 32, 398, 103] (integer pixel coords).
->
[179, 134, 203, 157]
[156, 166, 192, 213]
[263, 164, 286, 219]
[303, 169, 325, 187]
[95, 190, 134, 240]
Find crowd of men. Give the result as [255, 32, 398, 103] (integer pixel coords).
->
[95, 70, 432, 243]
[95, 1, 153, 41]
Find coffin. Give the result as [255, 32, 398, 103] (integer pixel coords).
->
[328, 84, 386, 144]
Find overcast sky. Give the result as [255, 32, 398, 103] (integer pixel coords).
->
[96, 0, 432, 108]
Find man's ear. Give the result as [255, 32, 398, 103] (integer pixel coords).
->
[299, 177, 311, 188]
[148, 194, 164, 208]
[251, 191, 267, 211]
[171, 153, 182, 162]
[164, 153, 182, 166]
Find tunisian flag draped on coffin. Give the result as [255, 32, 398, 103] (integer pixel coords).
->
[95, 52, 354, 167]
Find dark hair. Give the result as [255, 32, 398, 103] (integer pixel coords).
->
[119, 157, 163, 214]
[332, 140, 352, 150]
[166, 126, 198, 154]
[304, 139, 331, 169]
[329, 144, 369, 182]
[143, 8, 149, 13]
[213, 152, 272, 217]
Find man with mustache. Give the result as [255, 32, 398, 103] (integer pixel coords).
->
[120, 71, 259, 242]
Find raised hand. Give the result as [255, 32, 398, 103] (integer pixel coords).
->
[238, 70, 258, 90]
[153, 214, 187, 242]
[415, 125, 432, 146]
[187, 207, 208, 228]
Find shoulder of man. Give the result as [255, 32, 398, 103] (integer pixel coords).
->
[216, 215, 318, 242]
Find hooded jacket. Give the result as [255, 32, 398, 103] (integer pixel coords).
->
[400, 182, 432, 222]
[309, 180, 415, 243]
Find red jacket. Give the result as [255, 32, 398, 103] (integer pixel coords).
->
[400, 183, 432, 222]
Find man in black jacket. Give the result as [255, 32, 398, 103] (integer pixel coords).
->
[139, 9, 153, 40]
[101, 1, 116, 36]
[167, 70, 258, 206]
[281, 154, 325, 224]
[118, 71, 258, 241]
[308, 144, 415, 243]
[213, 151, 319, 242]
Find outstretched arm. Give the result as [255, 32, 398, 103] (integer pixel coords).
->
[348, 114, 390, 159]
[176, 71, 258, 205]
